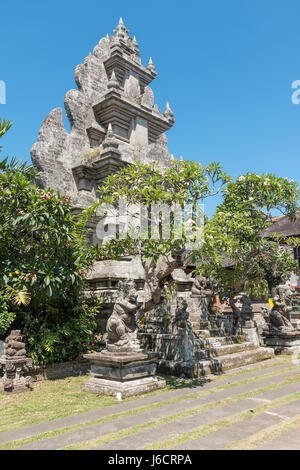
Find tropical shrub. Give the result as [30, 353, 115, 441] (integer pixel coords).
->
[0, 119, 100, 363]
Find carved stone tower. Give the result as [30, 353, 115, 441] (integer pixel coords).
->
[31, 18, 176, 315]
[31, 17, 175, 210]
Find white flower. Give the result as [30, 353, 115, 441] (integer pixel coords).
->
[238, 176, 246, 181]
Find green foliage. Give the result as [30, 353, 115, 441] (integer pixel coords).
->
[90, 162, 299, 303]
[244, 279, 269, 301]
[97, 160, 231, 207]
[0, 118, 12, 151]
[89, 159, 230, 263]
[23, 296, 101, 364]
[195, 173, 300, 299]
[0, 293, 17, 337]
[0, 120, 100, 363]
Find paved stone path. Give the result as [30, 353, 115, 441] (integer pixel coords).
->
[1, 357, 300, 450]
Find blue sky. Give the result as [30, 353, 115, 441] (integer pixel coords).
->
[1, 0, 299, 215]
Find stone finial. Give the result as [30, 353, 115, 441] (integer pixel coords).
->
[98, 122, 121, 159]
[113, 17, 129, 42]
[107, 122, 114, 138]
[163, 102, 174, 121]
[132, 36, 139, 52]
[107, 70, 120, 89]
[153, 104, 160, 115]
[147, 57, 156, 74]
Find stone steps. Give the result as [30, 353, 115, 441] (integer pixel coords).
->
[204, 336, 244, 346]
[200, 341, 256, 358]
[203, 347, 275, 374]
[157, 344, 274, 378]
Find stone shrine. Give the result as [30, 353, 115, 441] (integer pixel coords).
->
[31, 18, 275, 380]
[31, 17, 176, 315]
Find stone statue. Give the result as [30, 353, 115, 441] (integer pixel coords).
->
[4, 330, 27, 358]
[191, 276, 217, 303]
[173, 298, 191, 330]
[191, 275, 219, 325]
[230, 292, 254, 327]
[170, 298, 195, 362]
[263, 285, 300, 354]
[105, 279, 142, 353]
[268, 284, 295, 331]
[0, 330, 32, 392]
[84, 278, 166, 396]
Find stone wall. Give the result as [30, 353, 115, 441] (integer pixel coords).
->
[0, 359, 91, 383]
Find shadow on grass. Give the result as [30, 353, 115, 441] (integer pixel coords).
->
[164, 376, 213, 390]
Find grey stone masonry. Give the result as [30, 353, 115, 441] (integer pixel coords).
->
[31, 18, 176, 299]
[31, 17, 175, 208]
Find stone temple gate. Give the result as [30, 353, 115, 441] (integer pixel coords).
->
[31, 17, 175, 206]
[31, 18, 278, 377]
[31, 18, 176, 310]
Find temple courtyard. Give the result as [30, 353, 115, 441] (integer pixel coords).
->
[1, 355, 300, 450]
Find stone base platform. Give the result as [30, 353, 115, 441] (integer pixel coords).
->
[0, 381, 32, 394]
[83, 350, 166, 397]
[264, 330, 300, 355]
[83, 376, 166, 397]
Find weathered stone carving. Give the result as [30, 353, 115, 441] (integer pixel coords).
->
[191, 276, 216, 300]
[84, 279, 166, 396]
[142, 299, 171, 335]
[5, 330, 27, 357]
[170, 298, 195, 362]
[230, 292, 254, 326]
[229, 293, 262, 345]
[31, 18, 176, 306]
[31, 18, 175, 207]
[263, 285, 300, 354]
[0, 330, 33, 393]
[106, 279, 142, 353]
[190, 275, 221, 333]
[268, 285, 294, 331]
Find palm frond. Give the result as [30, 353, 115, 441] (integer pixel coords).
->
[5, 285, 31, 307]
[0, 155, 38, 181]
[0, 119, 12, 150]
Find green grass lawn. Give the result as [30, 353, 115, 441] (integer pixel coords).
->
[0, 356, 294, 435]
[0, 374, 207, 433]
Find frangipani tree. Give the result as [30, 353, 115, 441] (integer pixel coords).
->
[195, 173, 300, 309]
[88, 166, 299, 315]
[88, 160, 231, 310]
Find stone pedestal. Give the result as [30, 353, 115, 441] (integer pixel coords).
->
[83, 351, 166, 397]
[264, 330, 300, 354]
[242, 321, 260, 347]
[0, 357, 33, 393]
